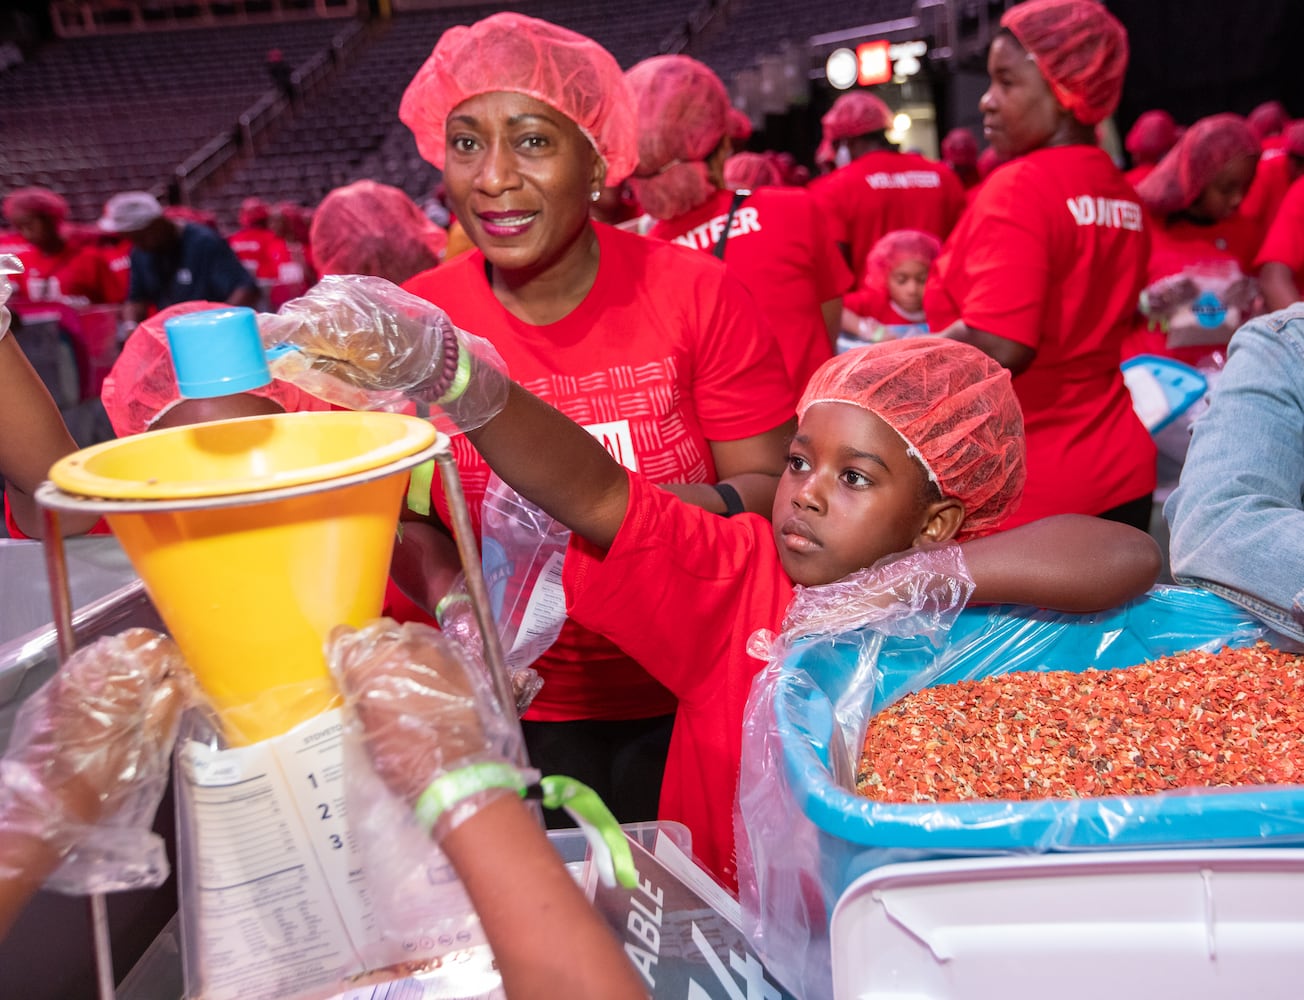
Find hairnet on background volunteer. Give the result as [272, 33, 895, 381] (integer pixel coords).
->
[100, 300, 331, 436]
[820, 91, 892, 145]
[797, 339, 1026, 539]
[727, 107, 753, 143]
[239, 197, 271, 228]
[625, 54, 731, 221]
[863, 229, 942, 291]
[3, 186, 68, 223]
[1135, 112, 1260, 216]
[1248, 99, 1289, 141]
[311, 180, 448, 286]
[723, 152, 783, 191]
[1125, 110, 1179, 165]
[941, 128, 979, 169]
[1001, 0, 1128, 127]
[399, 11, 638, 185]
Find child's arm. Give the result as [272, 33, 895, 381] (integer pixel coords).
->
[961, 514, 1162, 612]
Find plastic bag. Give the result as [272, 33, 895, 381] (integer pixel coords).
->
[0, 253, 20, 340]
[738, 585, 1275, 1000]
[259, 274, 510, 437]
[1138, 259, 1259, 350]
[172, 672, 500, 1000]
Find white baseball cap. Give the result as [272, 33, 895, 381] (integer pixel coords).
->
[98, 191, 164, 233]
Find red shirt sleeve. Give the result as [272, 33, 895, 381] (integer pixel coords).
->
[947, 166, 1053, 350]
[1255, 177, 1304, 275]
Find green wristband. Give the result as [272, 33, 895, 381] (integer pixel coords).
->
[436, 344, 473, 406]
[433, 590, 471, 627]
[405, 458, 434, 516]
[413, 761, 527, 835]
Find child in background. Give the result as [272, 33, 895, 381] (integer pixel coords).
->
[269, 280, 1163, 891]
[839, 229, 940, 351]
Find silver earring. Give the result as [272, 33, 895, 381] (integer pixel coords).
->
[590, 190, 601, 202]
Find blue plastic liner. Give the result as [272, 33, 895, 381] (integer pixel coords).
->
[742, 586, 1301, 999]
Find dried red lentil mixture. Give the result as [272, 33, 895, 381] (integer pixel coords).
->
[856, 643, 1304, 803]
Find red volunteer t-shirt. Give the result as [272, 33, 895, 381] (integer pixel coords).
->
[648, 186, 851, 392]
[1123, 163, 1156, 190]
[926, 144, 1156, 526]
[808, 150, 966, 285]
[13, 243, 118, 304]
[565, 470, 793, 889]
[228, 227, 292, 281]
[404, 222, 795, 723]
[1255, 174, 1304, 289]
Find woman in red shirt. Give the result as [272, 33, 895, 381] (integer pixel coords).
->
[624, 54, 851, 393]
[3, 188, 118, 305]
[395, 13, 796, 825]
[1126, 113, 1262, 367]
[927, 0, 1156, 531]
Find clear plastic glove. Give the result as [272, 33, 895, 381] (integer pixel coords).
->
[1, 629, 190, 893]
[259, 274, 509, 433]
[0, 254, 22, 342]
[435, 577, 544, 716]
[327, 619, 533, 841]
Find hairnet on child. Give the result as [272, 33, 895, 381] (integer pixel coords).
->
[821, 91, 892, 145]
[239, 197, 271, 228]
[1001, 0, 1128, 127]
[399, 12, 638, 185]
[1135, 112, 1260, 216]
[941, 128, 979, 169]
[727, 107, 753, 143]
[3, 186, 68, 223]
[797, 339, 1026, 538]
[101, 301, 332, 436]
[863, 229, 942, 291]
[625, 55, 730, 221]
[1248, 100, 1288, 141]
[311, 180, 447, 285]
[1125, 110, 1179, 165]
[723, 152, 782, 191]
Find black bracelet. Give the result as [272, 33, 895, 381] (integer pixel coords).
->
[711, 482, 746, 518]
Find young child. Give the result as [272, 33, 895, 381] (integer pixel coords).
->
[271, 283, 1162, 891]
[839, 229, 940, 351]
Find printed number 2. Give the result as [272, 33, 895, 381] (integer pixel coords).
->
[318, 803, 331, 820]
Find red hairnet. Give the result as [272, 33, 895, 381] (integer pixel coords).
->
[821, 91, 892, 144]
[399, 12, 638, 185]
[310, 180, 447, 285]
[1125, 110, 1178, 165]
[727, 107, 754, 143]
[864, 229, 942, 291]
[723, 152, 782, 191]
[3, 186, 68, 223]
[1286, 121, 1304, 159]
[1135, 113, 1260, 216]
[625, 55, 730, 220]
[977, 146, 1005, 179]
[941, 128, 979, 169]
[102, 302, 332, 436]
[797, 339, 1025, 538]
[1001, 0, 1128, 127]
[239, 197, 270, 228]
[1248, 100, 1288, 141]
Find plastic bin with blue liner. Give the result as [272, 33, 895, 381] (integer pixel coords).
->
[742, 586, 1303, 999]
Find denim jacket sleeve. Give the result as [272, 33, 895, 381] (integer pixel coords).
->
[1164, 305, 1304, 645]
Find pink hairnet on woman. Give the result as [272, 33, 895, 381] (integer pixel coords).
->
[928, 0, 1157, 532]
[722, 151, 782, 191]
[1125, 113, 1262, 365]
[396, 13, 798, 825]
[941, 127, 981, 188]
[310, 179, 447, 285]
[1124, 109, 1179, 187]
[627, 53, 852, 393]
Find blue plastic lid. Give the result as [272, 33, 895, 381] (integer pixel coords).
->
[163, 306, 271, 399]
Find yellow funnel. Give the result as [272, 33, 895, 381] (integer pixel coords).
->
[48, 411, 441, 745]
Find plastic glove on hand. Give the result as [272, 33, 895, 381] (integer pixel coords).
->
[328, 619, 529, 838]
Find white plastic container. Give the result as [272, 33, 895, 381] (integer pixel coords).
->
[830, 848, 1304, 999]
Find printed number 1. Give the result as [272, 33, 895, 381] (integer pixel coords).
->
[307, 773, 318, 789]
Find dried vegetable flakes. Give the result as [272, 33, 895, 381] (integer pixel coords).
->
[856, 643, 1304, 803]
